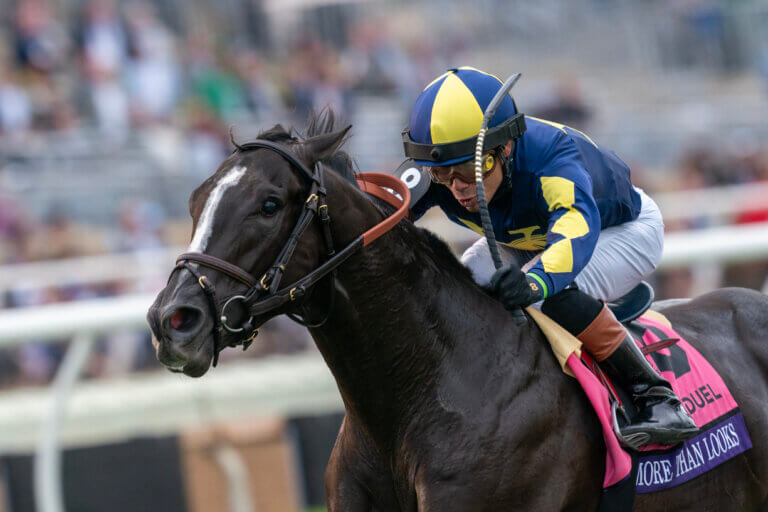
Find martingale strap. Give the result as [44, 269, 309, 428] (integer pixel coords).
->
[356, 173, 410, 246]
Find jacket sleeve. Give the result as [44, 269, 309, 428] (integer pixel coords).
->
[525, 161, 601, 298]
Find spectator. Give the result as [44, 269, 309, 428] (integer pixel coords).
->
[24, 209, 96, 261]
[75, 0, 130, 134]
[286, 38, 348, 120]
[0, 66, 32, 136]
[0, 194, 32, 264]
[124, 1, 180, 125]
[184, 100, 229, 177]
[234, 49, 285, 124]
[113, 199, 165, 254]
[342, 19, 421, 112]
[13, 0, 68, 78]
[185, 30, 247, 122]
[10, 286, 65, 386]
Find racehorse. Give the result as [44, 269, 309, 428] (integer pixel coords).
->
[147, 111, 768, 511]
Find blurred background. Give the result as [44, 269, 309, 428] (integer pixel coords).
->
[0, 0, 767, 510]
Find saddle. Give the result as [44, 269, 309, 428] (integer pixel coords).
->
[527, 282, 750, 509]
[608, 281, 654, 325]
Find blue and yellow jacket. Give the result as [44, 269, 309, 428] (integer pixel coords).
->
[411, 116, 642, 298]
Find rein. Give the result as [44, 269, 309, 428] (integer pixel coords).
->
[172, 139, 410, 366]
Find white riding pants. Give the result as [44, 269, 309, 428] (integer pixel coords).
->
[460, 188, 664, 302]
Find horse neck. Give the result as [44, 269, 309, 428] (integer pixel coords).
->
[304, 171, 532, 445]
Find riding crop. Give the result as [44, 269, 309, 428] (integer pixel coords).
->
[474, 72, 526, 324]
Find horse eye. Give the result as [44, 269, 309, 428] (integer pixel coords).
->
[261, 198, 282, 216]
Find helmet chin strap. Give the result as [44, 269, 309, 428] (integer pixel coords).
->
[495, 142, 513, 183]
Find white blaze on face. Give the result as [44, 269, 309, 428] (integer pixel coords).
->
[189, 165, 248, 252]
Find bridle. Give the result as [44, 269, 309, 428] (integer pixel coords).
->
[171, 139, 410, 366]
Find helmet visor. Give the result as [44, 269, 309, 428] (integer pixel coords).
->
[403, 112, 526, 165]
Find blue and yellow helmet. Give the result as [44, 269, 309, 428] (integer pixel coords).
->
[403, 67, 526, 166]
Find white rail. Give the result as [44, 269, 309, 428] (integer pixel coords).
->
[0, 294, 156, 345]
[661, 222, 768, 268]
[653, 181, 768, 223]
[34, 334, 93, 512]
[0, 248, 178, 293]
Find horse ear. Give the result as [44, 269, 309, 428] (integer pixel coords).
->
[299, 125, 352, 166]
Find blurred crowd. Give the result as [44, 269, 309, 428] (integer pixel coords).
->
[0, 0, 441, 388]
[0, 0, 434, 145]
[0, 0, 767, 389]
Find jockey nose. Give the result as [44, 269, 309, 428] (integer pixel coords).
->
[161, 304, 206, 341]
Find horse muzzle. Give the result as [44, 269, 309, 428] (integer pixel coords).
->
[148, 290, 215, 377]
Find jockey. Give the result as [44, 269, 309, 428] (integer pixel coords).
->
[403, 67, 698, 447]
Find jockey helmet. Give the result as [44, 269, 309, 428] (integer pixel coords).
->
[403, 66, 526, 167]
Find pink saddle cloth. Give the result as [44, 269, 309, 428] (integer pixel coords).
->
[569, 313, 752, 493]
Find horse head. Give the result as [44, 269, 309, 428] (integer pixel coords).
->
[147, 115, 359, 377]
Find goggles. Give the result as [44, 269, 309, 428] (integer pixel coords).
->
[427, 153, 496, 186]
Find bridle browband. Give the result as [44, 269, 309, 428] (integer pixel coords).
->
[171, 139, 411, 366]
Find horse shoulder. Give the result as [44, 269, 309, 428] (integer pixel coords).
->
[407, 321, 603, 510]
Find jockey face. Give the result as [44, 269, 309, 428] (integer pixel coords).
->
[446, 141, 511, 212]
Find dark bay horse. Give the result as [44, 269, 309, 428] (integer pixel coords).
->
[147, 112, 768, 511]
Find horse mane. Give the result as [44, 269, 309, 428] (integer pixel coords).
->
[402, 222, 478, 283]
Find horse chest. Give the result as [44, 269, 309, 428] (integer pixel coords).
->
[382, 405, 599, 510]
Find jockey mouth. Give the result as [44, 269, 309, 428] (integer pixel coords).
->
[456, 194, 478, 209]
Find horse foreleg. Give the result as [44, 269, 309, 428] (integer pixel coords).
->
[325, 474, 371, 512]
[324, 441, 373, 512]
[324, 420, 380, 512]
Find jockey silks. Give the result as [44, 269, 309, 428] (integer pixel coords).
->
[411, 115, 642, 298]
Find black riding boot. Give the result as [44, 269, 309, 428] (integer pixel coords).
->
[600, 335, 699, 449]
[543, 286, 698, 449]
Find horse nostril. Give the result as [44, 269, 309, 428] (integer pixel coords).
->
[164, 306, 203, 334]
[170, 311, 184, 330]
